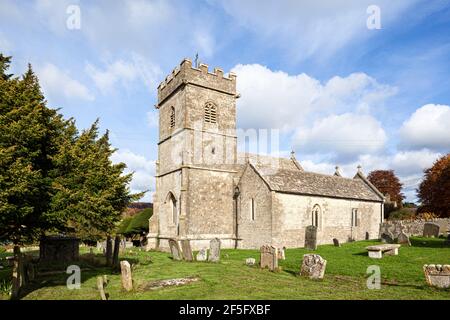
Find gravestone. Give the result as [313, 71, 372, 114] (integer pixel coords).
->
[423, 222, 440, 238]
[168, 239, 183, 261]
[196, 248, 208, 262]
[245, 258, 256, 266]
[260, 245, 278, 271]
[97, 276, 108, 300]
[208, 238, 221, 263]
[381, 231, 394, 244]
[396, 231, 411, 246]
[39, 236, 79, 262]
[423, 264, 450, 289]
[300, 254, 327, 279]
[120, 260, 133, 292]
[277, 247, 286, 260]
[305, 225, 317, 250]
[181, 240, 194, 262]
[333, 238, 341, 247]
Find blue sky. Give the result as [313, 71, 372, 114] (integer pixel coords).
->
[1, 0, 450, 202]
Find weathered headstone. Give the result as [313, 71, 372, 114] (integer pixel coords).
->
[423, 222, 440, 238]
[196, 248, 208, 262]
[120, 260, 133, 292]
[333, 238, 341, 247]
[277, 247, 286, 260]
[168, 239, 183, 261]
[260, 245, 278, 271]
[304, 225, 317, 250]
[208, 238, 221, 263]
[181, 240, 194, 261]
[423, 264, 450, 289]
[396, 231, 411, 246]
[97, 276, 108, 300]
[245, 258, 256, 266]
[381, 231, 394, 244]
[300, 254, 327, 279]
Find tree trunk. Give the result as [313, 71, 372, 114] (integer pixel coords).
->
[112, 235, 120, 270]
[105, 236, 113, 266]
[11, 245, 21, 300]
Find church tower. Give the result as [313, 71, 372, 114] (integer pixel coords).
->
[147, 59, 240, 250]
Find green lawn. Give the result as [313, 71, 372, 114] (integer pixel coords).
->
[1, 237, 449, 300]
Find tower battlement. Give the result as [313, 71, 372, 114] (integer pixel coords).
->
[157, 59, 236, 107]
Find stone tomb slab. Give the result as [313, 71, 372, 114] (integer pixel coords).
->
[423, 264, 450, 289]
[366, 244, 401, 259]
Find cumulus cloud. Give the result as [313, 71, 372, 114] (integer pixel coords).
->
[300, 148, 441, 202]
[294, 113, 387, 161]
[399, 104, 450, 151]
[86, 53, 162, 94]
[37, 63, 94, 102]
[110, 149, 156, 202]
[232, 64, 396, 131]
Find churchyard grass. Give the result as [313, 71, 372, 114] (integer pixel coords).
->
[1, 237, 449, 300]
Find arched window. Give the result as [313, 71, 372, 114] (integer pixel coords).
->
[170, 106, 175, 128]
[204, 102, 217, 124]
[167, 192, 177, 224]
[312, 204, 321, 228]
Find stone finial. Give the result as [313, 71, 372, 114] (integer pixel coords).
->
[334, 166, 342, 177]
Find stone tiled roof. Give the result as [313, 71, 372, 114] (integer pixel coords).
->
[252, 164, 383, 202]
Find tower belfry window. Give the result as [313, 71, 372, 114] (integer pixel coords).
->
[204, 102, 217, 124]
[170, 106, 175, 128]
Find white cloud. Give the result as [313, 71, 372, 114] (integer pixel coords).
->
[86, 53, 162, 94]
[232, 64, 396, 131]
[37, 63, 94, 102]
[399, 104, 450, 151]
[294, 113, 387, 160]
[111, 149, 156, 202]
[220, 0, 419, 61]
[300, 148, 441, 202]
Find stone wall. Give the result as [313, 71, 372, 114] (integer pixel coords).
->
[380, 218, 450, 238]
[271, 193, 382, 248]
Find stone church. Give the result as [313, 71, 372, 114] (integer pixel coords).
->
[146, 59, 385, 251]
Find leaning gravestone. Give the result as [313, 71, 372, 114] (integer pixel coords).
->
[196, 248, 208, 262]
[333, 238, 341, 247]
[423, 222, 440, 238]
[208, 238, 221, 263]
[305, 225, 317, 250]
[423, 264, 450, 289]
[260, 245, 278, 271]
[277, 247, 286, 260]
[381, 231, 394, 244]
[396, 231, 411, 246]
[120, 260, 133, 292]
[97, 276, 108, 300]
[181, 240, 194, 262]
[300, 254, 327, 279]
[168, 239, 183, 261]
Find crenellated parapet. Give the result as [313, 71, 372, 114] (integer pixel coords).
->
[157, 59, 236, 107]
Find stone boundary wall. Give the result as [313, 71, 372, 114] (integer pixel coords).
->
[380, 218, 450, 238]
